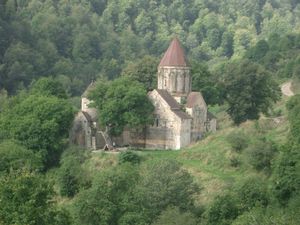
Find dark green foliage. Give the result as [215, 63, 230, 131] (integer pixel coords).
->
[118, 151, 141, 165]
[224, 60, 280, 124]
[246, 139, 277, 172]
[73, 159, 199, 225]
[0, 94, 74, 168]
[286, 95, 300, 144]
[0, 140, 42, 174]
[272, 144, 300, 205]
[57, 146, 91, 197]
[229, 156, 241, 168]
[227, 131, 248, 152]
[0, 0, 300, 95]
[236, 177, 269, 211]
[0, 170, 71, 225]
[0, 89, 8, 112]
[245, 40, 269, 62]
[136, 159, 198, 223]
[73, 164, 140, 225]
[30, 77, 68, 99]
[206, 193, 239, 225]
[122, 55, 159, 91]
[89, 77, 154, 136]
[271, 96, 300, 205]
[153, 206, 198, 225]
[191, 62, 223, 105]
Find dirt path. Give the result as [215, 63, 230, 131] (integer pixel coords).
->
[281, 81, 294, 97]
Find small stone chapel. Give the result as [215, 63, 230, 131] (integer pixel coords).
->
[70, 37, 216, 150]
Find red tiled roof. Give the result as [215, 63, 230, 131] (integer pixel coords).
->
[186, 92, 206, 108]
[159, 37, 188, 67]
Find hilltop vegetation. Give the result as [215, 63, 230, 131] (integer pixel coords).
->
[1, 0, 300, 95]
[1, 0, 300, 224]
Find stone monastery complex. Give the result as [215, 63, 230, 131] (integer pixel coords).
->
[70, 38, 216, 150]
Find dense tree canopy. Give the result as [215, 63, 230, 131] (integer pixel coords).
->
[122, 55, 159, 91]
[73, 159, 198, 225]
[0, 0, 300, 95]
[89, 77, 154, 135]
[0, 93, 74, 168]
[223, 60, 280, 124]
[0, 170, 71, 225]
[0, 140, 42, 174]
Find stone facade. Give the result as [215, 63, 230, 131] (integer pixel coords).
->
[70, 37, 216, 150]
[144, 89, 192, 149]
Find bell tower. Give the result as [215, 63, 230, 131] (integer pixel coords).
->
[157, 37, 191, 103]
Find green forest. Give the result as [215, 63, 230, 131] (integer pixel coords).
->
[1, 0, 300, 224]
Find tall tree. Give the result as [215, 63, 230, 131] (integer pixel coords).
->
[0, 94, 74, 168]
[223, 60, 280, 124]
[89, 76, 154, 136]
[122, 55, 159, 91]
[0, 170, 72, 225]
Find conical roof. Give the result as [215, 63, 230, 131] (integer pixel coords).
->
[159, 37, 188, 67]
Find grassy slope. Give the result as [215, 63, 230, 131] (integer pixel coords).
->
[88, 89, 291, 206]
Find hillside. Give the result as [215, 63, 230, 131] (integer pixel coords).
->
[89, 87, 290, 204]
[1, 1, 300, 224]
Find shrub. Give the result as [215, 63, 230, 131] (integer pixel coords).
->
[153, 207, 198, 225]
[206, 193, 239, 225]
[271, 143, 300, 205]
[0, 140, 42, 174]
[229, 155, 241, 168]
[227, 131, 248, 152]
[236, 177, 269, 211]
[246, 139, 277, 172]
[118, 151, 141, 164]
[57, 147, 91, 197]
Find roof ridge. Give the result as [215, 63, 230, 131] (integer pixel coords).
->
[155, 89, 192, 119]
[159, 37, 188, 67]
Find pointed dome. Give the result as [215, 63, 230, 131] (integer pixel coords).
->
[159, 37, 188, 67]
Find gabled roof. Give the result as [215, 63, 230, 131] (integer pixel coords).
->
[186, 92, 207, 108]
[155, 89, 192, 120]
[156, 89, 181, 110]
[81, 111, 93, 122]
[159, 37, 188, 67]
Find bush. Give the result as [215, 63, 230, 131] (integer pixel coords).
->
[236, 177, 269, 211]
[57, 147, 91, 197]
[229, 155, 241, 168]
[118, 151, 141, 164]
[271, 143, 300, 205]
[206, 193, 239, 225]
[0, 140, 42, 174]
[246, 139, 277, 172]
[227, 131, 248, 152]
[153, 206, 198, 225]
[73, 164, 140, 225]
[0, 170, 72, 225]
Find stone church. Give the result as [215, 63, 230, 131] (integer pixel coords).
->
[70, 38, 216, 150]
